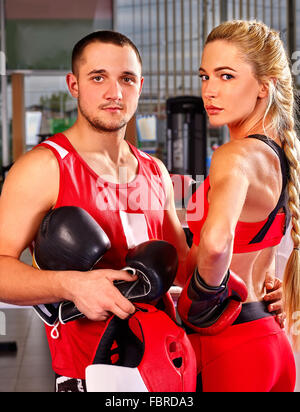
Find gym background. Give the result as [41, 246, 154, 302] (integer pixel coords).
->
[0, 0, 299, 392]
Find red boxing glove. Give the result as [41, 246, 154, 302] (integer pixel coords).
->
[177, 269, 248, 336]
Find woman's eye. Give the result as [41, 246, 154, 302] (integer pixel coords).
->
[199, 74, 209, 81]
[222, 74, 234, 80]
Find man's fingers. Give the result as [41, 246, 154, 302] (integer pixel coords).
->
[95, 311, 112, 322]
[267, 300, 283, 314]
[263, 274, 285, 328]
[105, 285, 136, 318]
[275, 313, 286, 329]
[115, 289, 136, 314]
[264, 288, 283, 314]
[264, 272, 275, 290]
[104, 294, 136, 320]
[84, 293, 135, 321]
[106, 269, 138, 283]
[113, 301, 136, 319]
[264, 277, 283, 306]
[264, 288, 282, 302]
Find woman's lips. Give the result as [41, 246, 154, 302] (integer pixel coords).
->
[206, 106, 224, 115]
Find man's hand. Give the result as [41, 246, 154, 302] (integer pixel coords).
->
[59, 239, 179, 324]
[62, 269, 137, 322]
[263, 272, 285, 328]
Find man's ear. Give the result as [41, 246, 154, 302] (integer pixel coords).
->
[139, 76, 144, 97]
[66, 72, 79, 99]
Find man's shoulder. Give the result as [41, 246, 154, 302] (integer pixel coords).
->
[6, 145, 59, 188]
[1, 145, 60, 213]
[20, 144, 59, 170]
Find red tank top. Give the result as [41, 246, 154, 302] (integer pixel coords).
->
[187, 135, 291, 254]
[35, 133, 167, 379]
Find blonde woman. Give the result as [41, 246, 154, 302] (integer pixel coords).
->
[178, 20, 299, 392]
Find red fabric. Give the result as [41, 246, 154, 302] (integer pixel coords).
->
[189, 316, 296, 392]
[35, 133, 167, 379]
[129, 304, 197, 392]
[90, 304, 197, 392]
[187, 176, 286, 253]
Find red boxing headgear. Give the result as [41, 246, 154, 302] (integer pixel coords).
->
[86, 303, 197, 392]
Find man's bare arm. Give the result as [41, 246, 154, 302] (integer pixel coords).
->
[0, 148, 135, 319]
[0, 147, 62, 304]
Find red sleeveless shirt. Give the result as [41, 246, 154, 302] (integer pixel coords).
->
[35, 133, 167, 379]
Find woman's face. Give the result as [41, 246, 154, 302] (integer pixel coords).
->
[200, 40, 267, 132]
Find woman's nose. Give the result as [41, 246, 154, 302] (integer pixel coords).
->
[202, 79, 219, 99]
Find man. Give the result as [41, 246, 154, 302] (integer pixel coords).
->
[0, 31, 282, 392]
[0, 31, 189, 391]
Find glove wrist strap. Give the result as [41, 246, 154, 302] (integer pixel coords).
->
[193, 269, 230, 295]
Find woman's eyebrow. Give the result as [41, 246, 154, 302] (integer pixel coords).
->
[199, 66, 237, 73]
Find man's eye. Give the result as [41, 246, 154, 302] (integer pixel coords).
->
[93, 76, 103, 82]
[123, 77, 134, 84]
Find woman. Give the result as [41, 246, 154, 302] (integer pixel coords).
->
[178, 20, 299, 392]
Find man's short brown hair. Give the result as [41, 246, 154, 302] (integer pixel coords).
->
[72, 30, 142, 75]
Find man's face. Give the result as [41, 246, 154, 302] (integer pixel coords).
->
[69, 42, 144, 133]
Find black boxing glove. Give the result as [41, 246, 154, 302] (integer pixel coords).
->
[117, 240, 178, 301]
[33, 206, 111, 326]
[59, 240, 179, 324]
